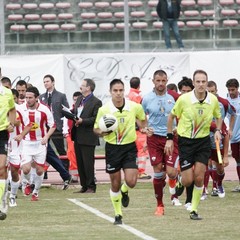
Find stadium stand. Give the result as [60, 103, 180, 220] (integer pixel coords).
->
[2, 0, 240, 53]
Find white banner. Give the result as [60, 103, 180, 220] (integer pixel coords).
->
[1, 51, 240, 104]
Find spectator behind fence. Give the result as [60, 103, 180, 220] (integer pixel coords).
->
[157, 0, 184, 51]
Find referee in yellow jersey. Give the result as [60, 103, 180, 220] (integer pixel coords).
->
[0, 80, 16, 220]
[165, 70, 222, 220]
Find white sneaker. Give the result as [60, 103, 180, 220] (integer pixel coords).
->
[200, 193, 207, 201]
[184, 202, 192, 211]
[9, 197, 17, 207]
[218, 186, 225, 198]
[232, 185, 240, 192]
[171, 197, 182, 206]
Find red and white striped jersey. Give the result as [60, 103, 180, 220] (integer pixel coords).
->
[18, 102, 56, 141]
[8, 104, 25, 155]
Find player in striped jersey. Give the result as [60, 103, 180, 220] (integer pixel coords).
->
[16, 87, 56, 201]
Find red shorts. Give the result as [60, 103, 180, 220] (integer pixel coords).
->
[231, 142, 240, 160]
[147, 134, 178, 168]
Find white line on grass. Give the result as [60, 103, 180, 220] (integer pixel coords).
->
[68, 198, 157, 240]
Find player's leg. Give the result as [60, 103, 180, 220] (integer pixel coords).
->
[231, 142, 240, 191]
[21, 159, 32, 196]
[31, 147, 47, 201]
[0, 138, 8, 220]
[109, 171, 122, 225]
[9, 157, 21, 207]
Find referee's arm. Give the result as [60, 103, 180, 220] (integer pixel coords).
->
[164, 113, 176, 156]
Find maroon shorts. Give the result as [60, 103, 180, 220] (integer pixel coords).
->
[210, 149, 224, 163]
[147, 134, 178, 168]
[231, 142, 240, 160]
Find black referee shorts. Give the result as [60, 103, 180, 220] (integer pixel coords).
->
[0, 130, 8, 155]
[105, 142, 138, 174]
[178, 135, 211, 171]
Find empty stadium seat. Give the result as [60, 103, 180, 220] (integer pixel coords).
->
[181, 0, 196, 7]
[10, 24, 26, 44]
[41, 14, 57, 21]
[25, 14, 40, 21]
[223, 19, 238, 38]
[58, 13, 74, 21]
[116, 22, 131, 29]
[132, 22, 148, 41]
[99, 23, 114, 30]
[221, 9, 236, 17]
[39, 3, 55, 10]
[8, 14, 23, 22]
[186, 21, 202, 27]
[6, 3, 21, 11]
[114, 12, 124, 19]
[22, 3, 38, 10]
[95, 2, 110, 9]
[151, 11, 158, 18]
[130, 11, 146, 19]
[80, 13, 96, 24]
[111, 1, 124, 8]
[128, 1, 143, 8]
[56, 2, 71, 9]
[61, 23, 77, 42]
[203, 20, 218, 38]
[197, 0, 213, 6]
[82, 23, 97, 42]
[148, 1, 158, 7]
[153, 21, 163, 40]
[219, 0, 234, 6]
[44, 24, 60, 31]
[184, 10, 200, 17]
[27, 24, 43, 31]
[78, 2, 93, 9]
[200, 10, 215, 18]
[97, 12, 113, 19]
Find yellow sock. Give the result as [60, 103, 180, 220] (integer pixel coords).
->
[0, 180, 6, 201]
[110, 190, 122, 216]
[121, 182, 129, 193]
[191, 185, 203, 212]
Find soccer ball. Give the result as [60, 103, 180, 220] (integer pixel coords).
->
[98, 114, 118, 132]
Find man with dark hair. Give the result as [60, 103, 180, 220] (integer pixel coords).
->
[142, 70, 180, 216]
[39, 74, 71, 180]
[94, 79, 151, 225]
[226, 78, 240, 192]
[167, 83, 178, 92]
[128, 77, 151, 180]
[1, 77, 12, 89]
[178, 77, 194, 94]
[72, 78, 102, 194]
[16, 80, 27, 104]
[165, 70, 222, 220]
[16, 86, 56, 201]
[157, 0, 184, 51]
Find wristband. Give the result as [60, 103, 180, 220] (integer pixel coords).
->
[166, 133, 173, 140]
[214, 128, 221, 133]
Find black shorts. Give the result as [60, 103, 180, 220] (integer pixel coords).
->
[105, 142, 138, 174]
[178, 135, 211, 171]
[0, 130, 8, 155]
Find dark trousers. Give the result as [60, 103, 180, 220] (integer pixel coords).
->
[46, 143, 71, 182]
[51, 129, 69, 171]
[74, 143, 96, 191]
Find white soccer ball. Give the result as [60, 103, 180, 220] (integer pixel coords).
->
[98, 114, 118, 132]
